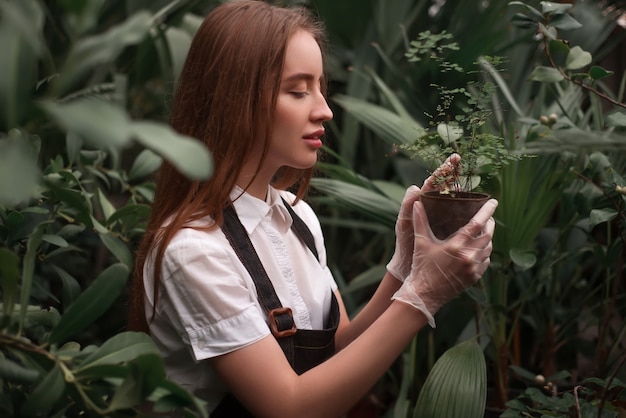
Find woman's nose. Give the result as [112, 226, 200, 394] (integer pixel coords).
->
[313, 95, 333, 122]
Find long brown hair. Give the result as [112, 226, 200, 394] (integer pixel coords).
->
[128, 0, 328, 332]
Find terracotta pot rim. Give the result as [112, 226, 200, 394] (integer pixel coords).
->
[422, 190, 491, 201]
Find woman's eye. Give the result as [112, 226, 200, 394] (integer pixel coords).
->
[290, 91, 308, 98]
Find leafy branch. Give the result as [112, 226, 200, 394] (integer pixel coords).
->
[510, 1, 626, 110]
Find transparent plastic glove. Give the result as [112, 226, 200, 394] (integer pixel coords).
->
[386, 154, 463, 283]
[392, 198, 497, 327]
[386, 185, 421, 282]
[422, 153, 462, 193]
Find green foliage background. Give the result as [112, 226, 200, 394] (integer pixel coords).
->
[1, 0, 625, 417]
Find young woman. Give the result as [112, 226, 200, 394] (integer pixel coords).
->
[128, 1, 498, 417]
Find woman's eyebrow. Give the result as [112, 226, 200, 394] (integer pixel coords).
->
[282, 72, 317, 82]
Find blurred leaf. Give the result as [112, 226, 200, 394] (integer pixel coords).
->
[0, 0, 45, 56]
[0, 134, 40, 207]
[76, 332, 160, 372]
[0, 25, 35, 130]
[132, 121, 213, 180]
[107, 203, 150, 228]
[99, 232, 133, 268]
[42, 234, 69, 248]
[129, 149, 162, 181]
[20, 362, 65, 417]
[565, 46, 591, 70]
[529, 66, 564, 83]
[510, 365, 540, 382]
[333, 94, 424, 147]
[508, 1, 544, 20]
[549, 11, 582, 31]
[588, 65, 613, 81]
[541, 2, 573, 15]
[108, 353, 166, 411]
[0, 357, 40, 384]
[97, 189, 116, 221]
[19, 222, 48, 333]
[437, 123, 463, 144]
[606, 111, 626, 128]
[0, 248, 19, 322]
[26, 306, 62, 328]
[39, 98, 132, 149]
[50, 265, 81, 309]
[56, 11, 153, 94]
[589, 208, 618, 229]
[311, 177, 399, 227]
[164, 27, 193, 82]
[510, 248, 537, 270]
[151, 379, 208, 418]
[511, 12, 538, 29]
[72, 363, 127, 381]
[48, 263, 129, 345]
[413, 339, 486, 418]
[342, 265, 387, 294]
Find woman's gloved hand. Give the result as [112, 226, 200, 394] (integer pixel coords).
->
[392, 197, 497, 327]
[386, 154, 463, 283]
[386, 185, 421, 282]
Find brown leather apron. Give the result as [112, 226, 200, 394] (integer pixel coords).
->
[210, 200, 340, 417]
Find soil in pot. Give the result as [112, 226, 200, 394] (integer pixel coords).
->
[421, 191, 491, 240]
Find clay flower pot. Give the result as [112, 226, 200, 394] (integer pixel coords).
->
[421, 191, 491, 240]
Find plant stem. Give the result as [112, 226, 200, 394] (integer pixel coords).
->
[544, 41, 626, 110]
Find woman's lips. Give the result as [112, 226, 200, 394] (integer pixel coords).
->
[303, 129, 324, 149]
[303, 137, 323, 149]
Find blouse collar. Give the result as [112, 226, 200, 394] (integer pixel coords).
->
[230, 186, 293, 235]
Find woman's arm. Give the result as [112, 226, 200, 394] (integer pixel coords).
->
[210, 199, 497, 418]
[210, 299, 426, 418]
[333, 271, 402, 351]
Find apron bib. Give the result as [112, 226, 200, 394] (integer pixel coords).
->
[210, 200, 339, 418]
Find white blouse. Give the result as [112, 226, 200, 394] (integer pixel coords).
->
[143, 186, 338, 411]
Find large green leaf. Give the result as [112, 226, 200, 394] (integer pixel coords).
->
[132, 121, 213, 180]
[39, 98, 132, 148]
[413, 339, 487, 418]
[75, 332, 160, 372]
[55, 11, 153, 95]
[310, 177, 399, 227]
[20, 362, 65, 417]
[48, 263, 130, 345]
[333, 94, 424, 148]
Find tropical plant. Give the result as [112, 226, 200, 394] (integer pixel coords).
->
[311, 0, 626, 417]
[400, 34, 522, 195]
[0, 0, 214, 416]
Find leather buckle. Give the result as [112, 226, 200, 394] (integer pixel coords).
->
[268, 307, 297, 338]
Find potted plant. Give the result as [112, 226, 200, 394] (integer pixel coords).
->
[398, 32, 522, 239]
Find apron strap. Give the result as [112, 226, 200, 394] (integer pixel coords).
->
[281, 197, 319, 261]
[214, 199, 336, 418]
[221, 199, 320, 343]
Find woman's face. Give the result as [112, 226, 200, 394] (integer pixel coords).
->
[266, 30, 333, 173]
